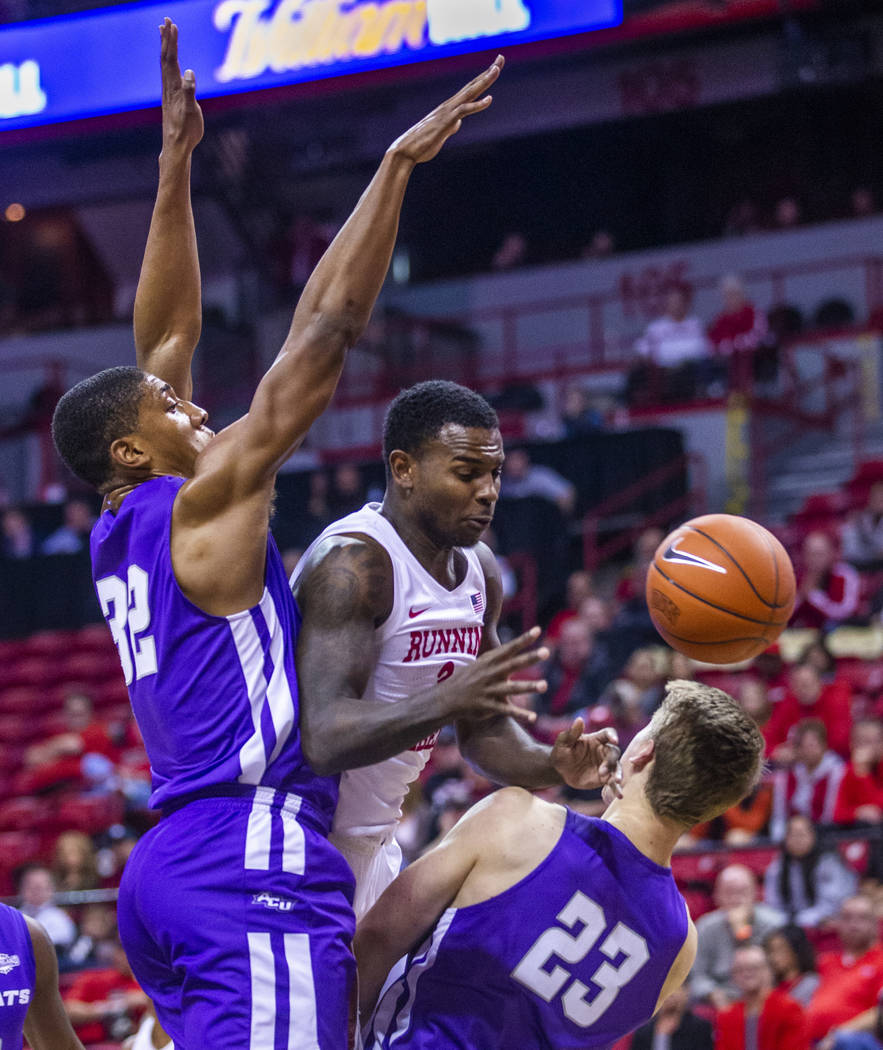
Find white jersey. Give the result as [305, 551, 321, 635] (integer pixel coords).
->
[291, 503, 487, 843]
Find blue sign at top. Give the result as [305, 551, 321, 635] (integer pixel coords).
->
[0, 0, 622, 131]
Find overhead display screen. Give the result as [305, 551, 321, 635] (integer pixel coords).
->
[0, 0, 623, 131]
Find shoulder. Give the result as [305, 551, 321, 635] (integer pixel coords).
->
[474, 541, 501, 588]
[455, 788, 563, 848]
[294, 532, 393, 625]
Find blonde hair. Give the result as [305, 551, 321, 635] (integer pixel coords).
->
[645, 680, 765, 828]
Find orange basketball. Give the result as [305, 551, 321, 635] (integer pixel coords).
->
[646, 513, 796, 664]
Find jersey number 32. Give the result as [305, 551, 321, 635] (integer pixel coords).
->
[511, 889, 650, 1028]
[96, 565, 157, 686]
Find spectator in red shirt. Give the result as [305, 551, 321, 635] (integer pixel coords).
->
[64, 935, 148, 1046]
[715, 944, 808, 1050]
[835, 718, 883, 827]
[764, 663, 852, 762]
[792, 531, 862, 631]
[708, 274, 769, 389]
[18, 691, 120, 795]
[530, 617, 612, 739]
[770, 719, 845, 840]
[805, 894, 883, 1045]
[544, 569, 595, 644]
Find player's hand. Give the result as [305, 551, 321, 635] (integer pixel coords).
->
[437, 626, 546, 725]
[551, 721, 623, 794]
[387, 56, 503, 166]
[160, 18, 204, 155]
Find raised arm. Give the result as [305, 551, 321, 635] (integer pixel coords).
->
[455, 547, 622, 792]
[191, 58, 506, 502]
[294, 534, 544, 776]
[133, 18, 203, 400]
[22, 917, 85, 1050]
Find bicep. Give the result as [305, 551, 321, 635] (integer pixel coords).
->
[136, 337, 195, 402]
[294, 538, 390, 716]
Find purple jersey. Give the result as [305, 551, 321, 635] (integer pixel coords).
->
[91, 475, 337, 825]
[0, 904, 35, 1050]
[365, 810, 688, 1050]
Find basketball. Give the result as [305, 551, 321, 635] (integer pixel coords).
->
[646, 513, 796, 664]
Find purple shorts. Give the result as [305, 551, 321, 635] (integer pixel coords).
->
[118, 786, 356, 1050]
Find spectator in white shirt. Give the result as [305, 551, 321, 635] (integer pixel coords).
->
[635, 284, 710, 367]
[17, 864, 76, 951]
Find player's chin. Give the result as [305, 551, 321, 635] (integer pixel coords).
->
[457, 517, 493, 545]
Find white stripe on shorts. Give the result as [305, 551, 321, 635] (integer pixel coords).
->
[285, 933, 318, 1050]
[280, 794, 305, 875]
[247, 931, 277, 1050]
[244, 786, 276, 870]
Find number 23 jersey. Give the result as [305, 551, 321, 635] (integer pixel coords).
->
[364, 810, 689, 1050]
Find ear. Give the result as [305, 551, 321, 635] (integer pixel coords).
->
[109, 434, 149, 471]
[388, 450, 415, 494]
[629, 736, 656, 773]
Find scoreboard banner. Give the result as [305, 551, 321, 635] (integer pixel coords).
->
[0, 0, 622, 130]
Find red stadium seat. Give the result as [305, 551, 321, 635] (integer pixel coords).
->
[671, 851, 722, 887]
[54, 794, 124, 835]
[73, 624, 116, 653]
[0, 687, 46, 716]
[838, 838, 870, 875]
[91, 678, 129, 711]
[0, 797, 54, 833]
[2, 658, 63, 691]
[725, 845, 779, 878]
[24, 630, 77, 659]
[59, 651, 119, 685]
[0, 715, 42, 745]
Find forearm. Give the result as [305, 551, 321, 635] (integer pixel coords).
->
[355, 924, 412, 1019]
[283, 150, 413, 353]
[457, 714, 561, 790]
[302, 687, 452, 776]
[134, 147, 201, 395]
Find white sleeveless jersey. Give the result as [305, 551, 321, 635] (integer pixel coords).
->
[291, 503, 487, 840]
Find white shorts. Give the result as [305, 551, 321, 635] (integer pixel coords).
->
[330, 832, 403, 920]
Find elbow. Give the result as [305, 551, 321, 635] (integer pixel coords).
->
[301, 726, 341, 778]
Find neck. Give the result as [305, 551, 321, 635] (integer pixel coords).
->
[744, 988, 769, 1014]
[380, 495, 457, 585]
[601, 794, 682, 868]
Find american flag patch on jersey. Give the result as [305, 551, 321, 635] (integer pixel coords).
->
[470, 592, 484, 614]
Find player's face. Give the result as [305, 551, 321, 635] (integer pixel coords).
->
[409, 424, 504, 548]
[135, 375, 214, 477]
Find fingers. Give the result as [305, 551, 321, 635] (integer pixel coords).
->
[483, 679, 547, 696]
[555, 718, 585, 747]
[457, 96, 493, 118]
[496, 647, 548, 676]
[492, 626, 542, 658]
[450, 54, 504, 106]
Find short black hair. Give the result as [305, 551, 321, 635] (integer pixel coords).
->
[52, 366, 148, 490]
[382, 381, 498, 471]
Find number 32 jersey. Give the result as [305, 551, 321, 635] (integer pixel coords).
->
[364, 811, 689, 1050]
[90, 475, 338, 824]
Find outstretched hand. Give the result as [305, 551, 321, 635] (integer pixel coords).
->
[160, 18, 203, 154]
[388, 55, 504, 165]
[551, 720, 623, 794]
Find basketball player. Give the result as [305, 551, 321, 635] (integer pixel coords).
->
[356, 681, 765, 1049]
[0, 901, 85, 1049]
[292, 381, 623, 918]
[51, 22, 507, 1050]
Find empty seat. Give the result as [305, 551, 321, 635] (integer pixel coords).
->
[54, 794, 124, 835]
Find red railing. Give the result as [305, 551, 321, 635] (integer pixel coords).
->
[747, 334, 867, 517]
[581, 452, 708, 572]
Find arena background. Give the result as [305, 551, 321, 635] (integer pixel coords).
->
[2, 0, 883, 1045]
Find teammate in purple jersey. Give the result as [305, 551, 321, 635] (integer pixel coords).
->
[356, 681, 765, 1050]
[0, 901, 85, 1050]
[51, 20, 506, 1050]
